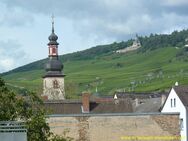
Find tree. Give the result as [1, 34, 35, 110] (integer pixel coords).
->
[0, 77, 71, 141]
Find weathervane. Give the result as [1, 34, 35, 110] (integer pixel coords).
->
[51, 14, 54, 33]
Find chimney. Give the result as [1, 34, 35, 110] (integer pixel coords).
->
[82, 92, 90, 113]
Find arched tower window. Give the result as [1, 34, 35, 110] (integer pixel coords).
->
[53, 80, 59, 88]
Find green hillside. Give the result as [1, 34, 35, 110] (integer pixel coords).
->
[2, 30, 188, 98]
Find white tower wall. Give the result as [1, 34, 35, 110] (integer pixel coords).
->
[43, 77, 65, 100]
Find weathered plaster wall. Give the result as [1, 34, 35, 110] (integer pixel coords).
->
[43, 77, 65, 100]
[48, 113, 180, 141]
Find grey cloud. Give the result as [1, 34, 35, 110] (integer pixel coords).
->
[0, 40, 26, 56]
[0, 40, 30, 72]
[1, 0, 188, 41]
[0, 2, 34, 27]
[162, 0, 188, 6]
[163, 6, 188, 16]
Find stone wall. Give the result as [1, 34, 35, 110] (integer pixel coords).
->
[48, 113, 180, 141]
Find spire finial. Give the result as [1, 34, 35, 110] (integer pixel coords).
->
[51, 14, 54, 33]
[48, 14, 59, 45]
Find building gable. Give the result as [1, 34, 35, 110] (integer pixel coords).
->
[161, 88, 185, 113]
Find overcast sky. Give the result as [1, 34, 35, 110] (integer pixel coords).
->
[0, 0, 188, 72]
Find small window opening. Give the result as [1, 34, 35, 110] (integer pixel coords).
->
[171, 99, 173, 107]
[53, 80, 59, 88]
[180, 118, 184, 131]
[174, 98, 176, 107]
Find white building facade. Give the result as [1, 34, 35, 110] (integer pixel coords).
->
[161, 86, 188, 141]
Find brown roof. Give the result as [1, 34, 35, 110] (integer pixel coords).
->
[173, 86, 188, 107]
[115, 92, 168, 99]
[90, 99, 133, 113]
[44, 100, 82, 114]
[134, 97, 161, 113]
[44, 99, 133, 114]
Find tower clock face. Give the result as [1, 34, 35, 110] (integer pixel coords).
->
[53, 79, 59, 88]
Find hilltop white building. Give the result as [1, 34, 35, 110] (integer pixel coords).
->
[185, 38, 188, 47]
[116, 34, 141, 53]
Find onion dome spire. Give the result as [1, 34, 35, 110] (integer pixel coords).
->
[48, 15, 59, 45]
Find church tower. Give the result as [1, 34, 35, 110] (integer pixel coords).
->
[42, 16, 65, 100]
